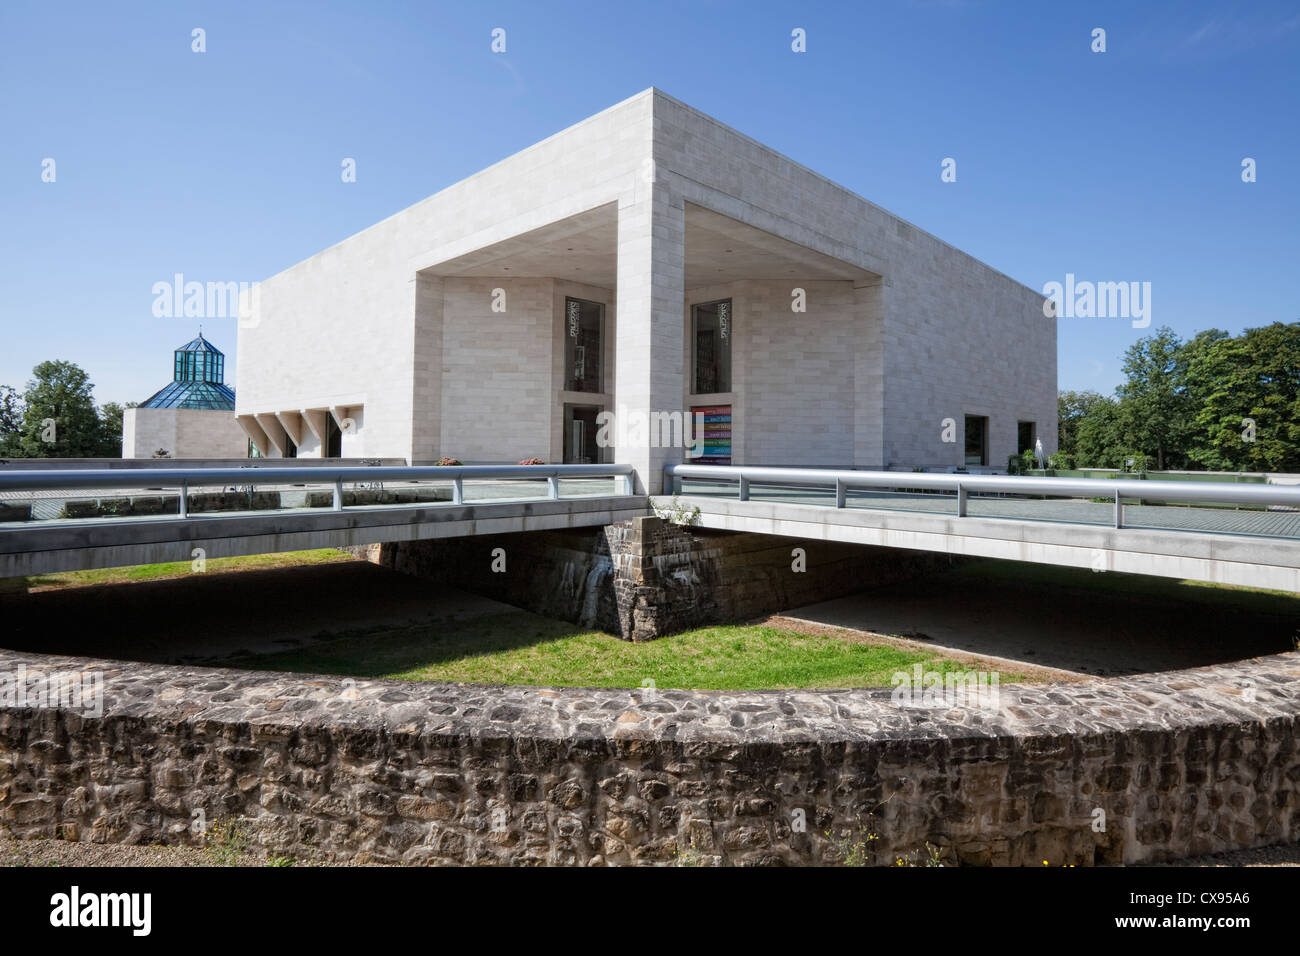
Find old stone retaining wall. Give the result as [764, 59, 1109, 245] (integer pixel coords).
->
[377, 516, 957, 640]
[2, 649, 1297, 866]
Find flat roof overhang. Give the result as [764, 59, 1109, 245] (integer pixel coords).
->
[418, 202, 881, 290]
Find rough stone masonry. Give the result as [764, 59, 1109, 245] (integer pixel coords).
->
[1, 648, 1297, 866]
[373, 516, 957, 641]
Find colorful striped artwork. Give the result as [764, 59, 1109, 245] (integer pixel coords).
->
[691, 404, 732, 464]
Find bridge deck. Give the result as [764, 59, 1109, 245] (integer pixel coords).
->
[5, 463, 1300, 591]
[673, 490, 1300, 594]
[676, 480, 1300, 540]
[0, 494, 648, 577]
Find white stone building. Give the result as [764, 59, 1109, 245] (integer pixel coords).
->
[123, 333, 248, 459]
[236, 89, 1056, 492]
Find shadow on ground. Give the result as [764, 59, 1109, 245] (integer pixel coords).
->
[2, 557, 1296, 677]
[786, 560, 1299, 676]
[0, 561, 529, 666]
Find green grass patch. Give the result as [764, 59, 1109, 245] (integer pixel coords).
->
[0, 548, 355, 594]
[234, 614, 1034, 690]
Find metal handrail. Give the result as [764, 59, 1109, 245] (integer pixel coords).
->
[0, 463, 636, 518]
[664, 463, 1300, 529]
[0, 463, 632, 491]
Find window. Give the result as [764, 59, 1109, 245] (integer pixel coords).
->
[563, 404, 603, 464]
[1018, 421, 1036, 455]
[964, 415, 988, 467]
[692, 299, 732, 394]
[564, 297, 604, 393]
[173, 350, 222, 383]
[326, 416, 342, 457]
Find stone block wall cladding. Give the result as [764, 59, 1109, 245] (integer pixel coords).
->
[439, 277, 554, 463]
[375, 516, 957, 641]
[1, 649, 1297, 866]
[236, 89, 1056, 478]
[121, 407, 250, 460]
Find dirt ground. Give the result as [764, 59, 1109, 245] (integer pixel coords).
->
[781, 572, 1298, 677]
[760, 614, 1085, 681]
[1, 832, 1294, 867]
[0, 560, 511, 665]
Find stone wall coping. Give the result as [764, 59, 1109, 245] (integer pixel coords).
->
[3, 648, 1296, 749]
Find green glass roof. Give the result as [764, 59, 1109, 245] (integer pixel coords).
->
[139, 332, 235, 409]
[139, 380, 236, 409]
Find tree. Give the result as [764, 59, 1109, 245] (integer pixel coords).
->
[13, 361, 106, 458]
[1074, 395, 1128, 468]
[1058, 390, 1106, 460]
[1061, 323, 1300, 473]
[96, 401, 128, 458]
[1187, 322, 1300, 472]
[1116, 326, 1192, 470]
[0, 385, 23, 457]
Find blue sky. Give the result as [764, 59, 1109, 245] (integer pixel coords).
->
[1, 0, 1297, 406]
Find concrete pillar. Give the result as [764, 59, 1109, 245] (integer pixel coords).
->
[614, 183, 686, 494]
[411, 272, 443, 464]
[853, 277, 886, 469]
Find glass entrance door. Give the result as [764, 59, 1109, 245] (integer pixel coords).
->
[563, 404, 602, 464]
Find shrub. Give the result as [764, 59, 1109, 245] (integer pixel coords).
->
[651, 495, 701, 527]
[518, 457, 545, 465]
[1048, 451, 1074, 470]
[434, 457, 462, 466]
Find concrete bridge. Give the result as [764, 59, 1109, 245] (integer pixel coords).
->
[664, 464, 1300, 593]
[3, 462, 1300, 593]
[0, 464, 643, 577]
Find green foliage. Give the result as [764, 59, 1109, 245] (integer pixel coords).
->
[14, 361, 102, 457]
[1, 361, 124, 459]
[1116, 326, 1191, 470]
[825, 827, 875, 867]
[1186, 323, 1300, 472]
[672, 845, 706, 867]
[1057, 390, 1106, 461]
[894, 842, 946, 867]
[1059, 323, 1300, 473]
[203, 817, 249, 867]
[1074, 394, 1128, 468]
[96, 401, 126, 458]
[651, 495, 701, 527]
[1123, 452, 1150, 473]
[0, 385, 23, 456]
[1047, 451, 1073, 470]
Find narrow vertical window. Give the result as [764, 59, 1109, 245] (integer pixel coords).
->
[965, 415, 988, 467]
[564, 297, 603, 393]
[326, 416, 342, 457]
[1017, 421, 1036, 455]
[692, 298, 732, 394]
